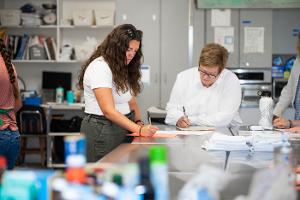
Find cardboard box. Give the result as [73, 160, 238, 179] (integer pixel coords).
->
[0, 9, 21, 26]
[73, 10, 93, 26]
[94, 9, 114, 26]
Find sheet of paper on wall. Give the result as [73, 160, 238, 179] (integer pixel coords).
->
[244, 27, 265, 53]
[214, 27, 234, 52]
[176, 126, 215, 131]
[211, 9, 231, 27]
[141, 64, 150, 85]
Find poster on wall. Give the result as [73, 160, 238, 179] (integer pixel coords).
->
[214, 27, 234, 52]
[211, 9, 231, 27]
[244, 27, 265, 53]
[141, 64, 150, 85]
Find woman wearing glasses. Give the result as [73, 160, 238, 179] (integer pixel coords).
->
[165, 43, 242, 128]
[78, 24, 158, 162]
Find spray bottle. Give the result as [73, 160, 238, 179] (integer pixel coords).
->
[258, 90, 273, 130]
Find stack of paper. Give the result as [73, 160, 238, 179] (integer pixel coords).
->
[202, 132, 284, 152]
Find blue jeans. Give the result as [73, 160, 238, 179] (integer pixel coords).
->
[0, 129, 20, 169]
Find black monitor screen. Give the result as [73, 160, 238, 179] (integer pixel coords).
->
[42, 71, 72, 92]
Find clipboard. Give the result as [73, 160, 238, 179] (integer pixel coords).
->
[176, 126, 215, 131]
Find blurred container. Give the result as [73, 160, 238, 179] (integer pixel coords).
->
[56, 87, 64, 104]
[66, 90, 74, 104]
[64, 135, 86, 164]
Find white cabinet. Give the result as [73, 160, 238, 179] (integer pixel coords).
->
[205, 9, 273, 68]
[116, 0, 191, 120]
[1, 0, 115, 92]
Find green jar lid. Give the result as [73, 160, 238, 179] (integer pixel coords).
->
[149, 145, 167, 163]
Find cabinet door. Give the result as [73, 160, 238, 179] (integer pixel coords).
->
[192, 8, 205, 67]
[116, 0, 160, 120]
[239, 9, 272, 68]
[160, 0, 189, 108]
[205, 9, 240, 68]
[273, 9, 300, 54]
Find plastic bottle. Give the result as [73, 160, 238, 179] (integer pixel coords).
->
[135, 157, 155, 200]
[56, 86, 64, 104]
[51, 177, 68, 200]
[0, 156, 7, 197]
[149, 145, 169, 200]
[65, 155, 86, 184]
[0, 156, 7, 179]
[258, 90, 273, 129]
[274, 134, 295, 185]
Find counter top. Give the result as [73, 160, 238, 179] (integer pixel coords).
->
[97, 125, 292, 199]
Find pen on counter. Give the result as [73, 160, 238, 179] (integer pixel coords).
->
[182, 106, 188, 119]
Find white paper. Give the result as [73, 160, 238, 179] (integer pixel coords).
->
[211, 9, 231, 27]
[244, 27, 264, 53]
[156, 130, 213, 136]
[214, 27, 234, 52]
[176, 126, 214, 131]
[202, 132, 283, 152]
[141, 64, 150, 85]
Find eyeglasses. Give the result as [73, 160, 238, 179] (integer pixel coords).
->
[198, 67, 219, 79]
[126, 29, 143, 40]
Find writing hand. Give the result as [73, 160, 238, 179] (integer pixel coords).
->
[176, 116, 191, 128]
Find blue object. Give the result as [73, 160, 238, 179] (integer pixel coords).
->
[285, 56, 296, 71]
[24, 97, 42, 106]
[273, 56, 283, 66]
[272, 66, 284, 78]
[0, 130, 20, 169]
[0, 170, 55, 200]
[34, 170, 55, 200]
[197, 188, 213, 200]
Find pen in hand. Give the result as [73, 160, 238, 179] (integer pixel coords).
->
[177, 106, 190, 128]
[182, 106, 188, 119]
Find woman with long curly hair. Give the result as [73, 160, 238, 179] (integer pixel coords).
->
[78, 24, 158, 162]
[0, 38, 22, 169]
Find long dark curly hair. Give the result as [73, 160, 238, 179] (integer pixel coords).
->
[78, 24, 143, 96]
[0, 38, 19, 99]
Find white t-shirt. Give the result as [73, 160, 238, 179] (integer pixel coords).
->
[165, 67, 242, 127]
[83, 57, 132, 115]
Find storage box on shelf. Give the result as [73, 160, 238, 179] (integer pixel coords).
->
[0, 9, 21, 26]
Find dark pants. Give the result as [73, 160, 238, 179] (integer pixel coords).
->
[80, 112, 134, 162]
[0, 129, 20, 169]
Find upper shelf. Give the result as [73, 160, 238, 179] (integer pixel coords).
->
[12, 59, 81, 63]
[59, 25, 114, 29]
[3, 25, 57, 29]
[3, 25, 114, 29]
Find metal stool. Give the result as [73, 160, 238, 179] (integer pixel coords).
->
[17, 107, 47, 167]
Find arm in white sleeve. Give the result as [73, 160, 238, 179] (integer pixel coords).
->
[165, 75, 185, 125]
[189, 77, 242, 127]
[273, 59, 299, 117]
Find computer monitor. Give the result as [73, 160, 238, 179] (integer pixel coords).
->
[42, 71, 72, 102]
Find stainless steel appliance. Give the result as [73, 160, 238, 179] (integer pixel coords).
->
[230, 68, 272, 107]
[272, 78, 288, 102]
